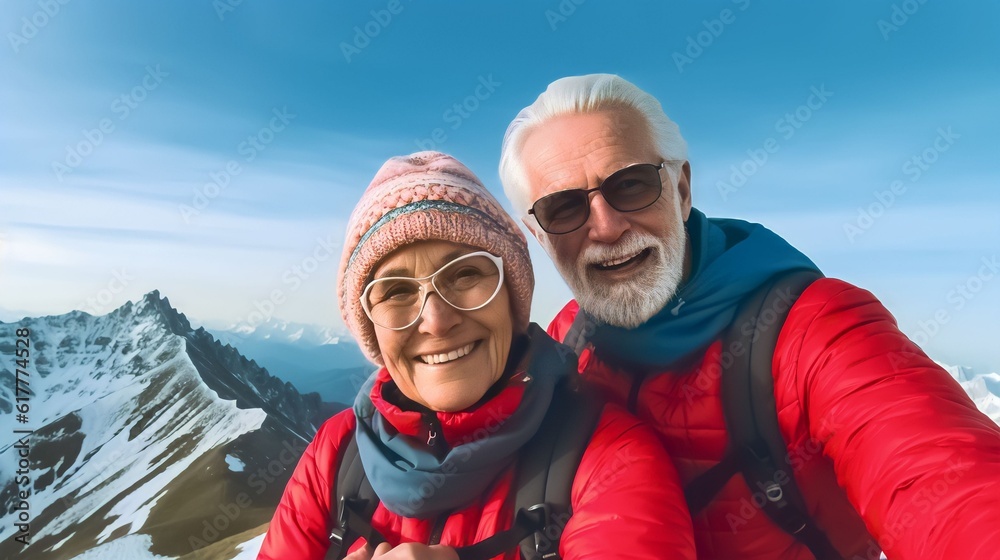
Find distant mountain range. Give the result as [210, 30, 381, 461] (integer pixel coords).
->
[0, 291, 341, 560]
[219, 319, 348, 347]
[210, 320, 375, 407]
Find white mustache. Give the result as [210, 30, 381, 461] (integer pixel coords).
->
[581, 232, 658, 267]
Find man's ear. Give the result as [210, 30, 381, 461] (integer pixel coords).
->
[522, 215, 556, 252]
[522, 215, 542, 240]
[677, 161, 693, 220]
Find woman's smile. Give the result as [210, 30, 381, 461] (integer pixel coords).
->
[416, 341, 478, 365]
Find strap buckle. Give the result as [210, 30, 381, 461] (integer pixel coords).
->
[524, 503, 550, 527]
[338, 496, 351, 528]
[525, 504, 561, 559]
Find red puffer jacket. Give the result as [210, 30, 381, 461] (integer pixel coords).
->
[259, 369, 697, 559]
[549, 278, 1000, 560]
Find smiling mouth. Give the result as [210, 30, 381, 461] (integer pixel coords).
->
[593, 248, 652, 272]
[418, 342, 477, 365]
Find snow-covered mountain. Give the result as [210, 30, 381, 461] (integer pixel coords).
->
[0, 291, 336, 560]
[940, 362, 1000, 424]
[212, 320, 373, 406]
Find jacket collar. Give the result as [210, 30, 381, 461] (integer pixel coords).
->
[368, 361, 530, 447]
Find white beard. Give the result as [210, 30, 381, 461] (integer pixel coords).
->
[547, 201, 687, 329]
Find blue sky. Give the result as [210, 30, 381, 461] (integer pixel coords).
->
[1, 1, 997, 373]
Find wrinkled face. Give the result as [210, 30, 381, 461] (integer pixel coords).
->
[370, 240, 513, 412]
[520, 109, 692, 328]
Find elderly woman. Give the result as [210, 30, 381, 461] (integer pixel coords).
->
[258, 152, 695, 560]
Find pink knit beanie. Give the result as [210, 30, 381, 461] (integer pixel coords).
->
[338, 151, 534, 365]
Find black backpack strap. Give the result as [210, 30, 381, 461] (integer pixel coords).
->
[326, 434, 385, 560]
[514, 376, 603, 560]
[562, 308, 593, 356]
[684, 449, 742, 514]
[453, 506, 549, 560]
[685, 271, 821, 514]
[720, 269, 842, 560]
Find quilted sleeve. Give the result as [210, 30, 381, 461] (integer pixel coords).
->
[783, 278, 1000, 559]
[560, 403, 697, 560]
[257, 410, 356, 560]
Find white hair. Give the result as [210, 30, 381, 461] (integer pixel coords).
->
[498, 74, 689, 219]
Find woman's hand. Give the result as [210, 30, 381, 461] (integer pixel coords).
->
[343, 543, 377, 560]
[342, 542, 459, 560]
[371, 542, 459, 559]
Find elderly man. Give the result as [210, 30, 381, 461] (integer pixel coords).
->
[498, 74, 1000, 559]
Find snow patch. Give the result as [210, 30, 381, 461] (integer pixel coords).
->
[67, 533, 174, 559]
[231, 532, 266, 559]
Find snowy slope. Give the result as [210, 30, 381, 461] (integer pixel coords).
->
[0, 292, 328, 560]
[66, 534, 172, 560]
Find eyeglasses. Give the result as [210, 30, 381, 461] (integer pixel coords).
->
[360, 251, 505, 330]
[528, 161, 673, 235]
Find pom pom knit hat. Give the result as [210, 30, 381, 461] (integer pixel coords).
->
[338, 151, 534, 365]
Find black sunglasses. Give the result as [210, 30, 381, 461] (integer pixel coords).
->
[528, 162, 671, 234]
